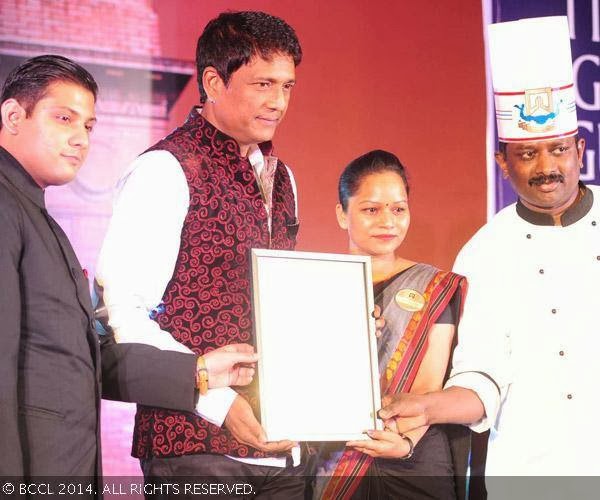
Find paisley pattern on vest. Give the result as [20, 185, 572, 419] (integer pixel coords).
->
[132, 109, 297, 459]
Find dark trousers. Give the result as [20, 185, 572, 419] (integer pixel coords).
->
[141, 453, 308, 499]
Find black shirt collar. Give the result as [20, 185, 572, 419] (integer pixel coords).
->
[0, 146, 45, 209]
[516, 182, 593, 227]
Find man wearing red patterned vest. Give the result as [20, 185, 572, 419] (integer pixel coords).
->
[96, 10, 305, 498]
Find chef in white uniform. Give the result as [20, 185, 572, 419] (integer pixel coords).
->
[378, 15, 600, 497]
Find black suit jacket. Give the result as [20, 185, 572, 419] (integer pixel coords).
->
[0, 146, 198, 481]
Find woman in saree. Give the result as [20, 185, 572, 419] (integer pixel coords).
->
[317, 150, 469, 500]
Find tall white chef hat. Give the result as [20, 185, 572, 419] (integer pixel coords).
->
[488, 16, 578, 143]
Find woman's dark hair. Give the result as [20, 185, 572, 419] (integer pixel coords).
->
[196, 11, 302, 103]
[0, 54, 98, 128]
[338, 149, 410, 211]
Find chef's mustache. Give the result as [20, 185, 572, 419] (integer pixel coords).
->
[528, 173, 565, 186]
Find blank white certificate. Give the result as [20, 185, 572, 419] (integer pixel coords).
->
[251, 249, 381, 442]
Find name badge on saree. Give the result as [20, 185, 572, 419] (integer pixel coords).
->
[395, 288, 425, 312]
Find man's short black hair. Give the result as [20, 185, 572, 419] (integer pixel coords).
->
[196, 11, 302, 103]
[0, 54, 98, 128]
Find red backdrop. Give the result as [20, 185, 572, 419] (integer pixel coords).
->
[0, 0, 488, 477]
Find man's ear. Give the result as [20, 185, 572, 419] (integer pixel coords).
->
[0, 98, 26, 134]
[202, 66, 224, 103]
[495, 150, 509, 180]
[335, 203, 348, 230]
[576, 137, 586, 168]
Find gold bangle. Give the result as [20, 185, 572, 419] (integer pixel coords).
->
[196, 355, 209, 395]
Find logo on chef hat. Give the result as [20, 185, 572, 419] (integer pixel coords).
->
[515, 87, 559, 133]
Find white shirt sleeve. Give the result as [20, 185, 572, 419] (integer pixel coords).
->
[96, 149, 236, 426]
[445, 240, 511, 433]
[285, 165, 299, 218]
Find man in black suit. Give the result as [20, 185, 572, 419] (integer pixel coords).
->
[0, 55, 257, 490]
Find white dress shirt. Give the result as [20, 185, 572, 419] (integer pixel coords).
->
[96, 146, 299, 467]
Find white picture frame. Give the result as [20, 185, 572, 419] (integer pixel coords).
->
[251, 249, 382, 442]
